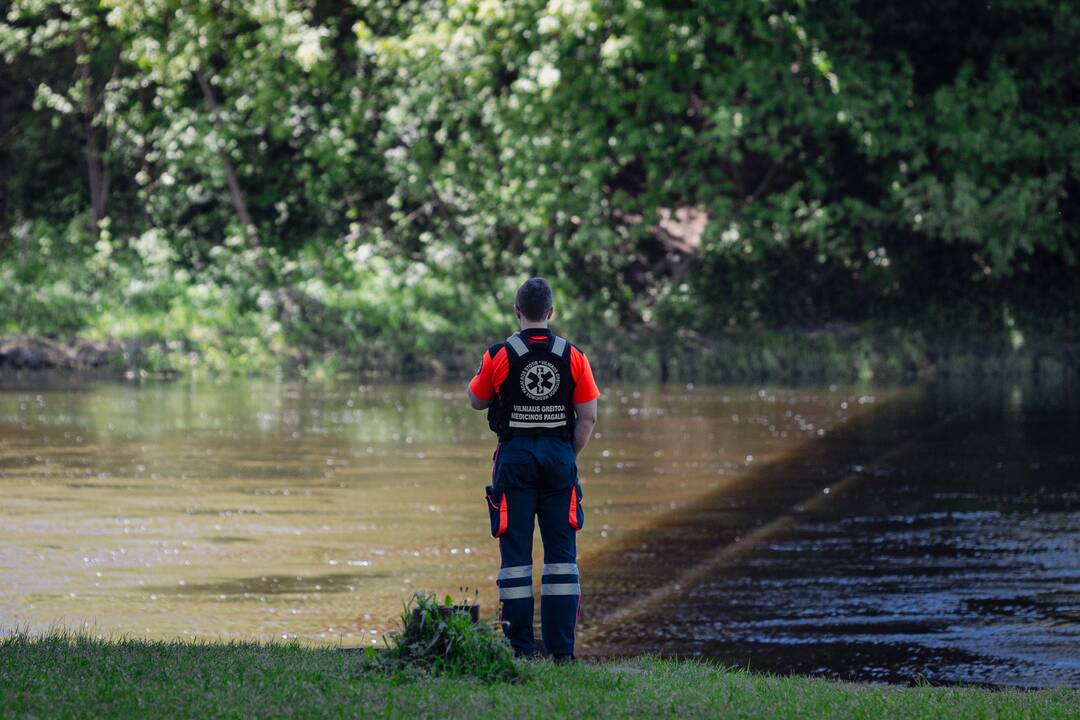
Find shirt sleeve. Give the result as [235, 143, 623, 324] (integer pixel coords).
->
[468, 346, 509, 401]
[570, 346, 600, 404]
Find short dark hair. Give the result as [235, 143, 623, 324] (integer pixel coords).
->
[515, 277, 553, 322]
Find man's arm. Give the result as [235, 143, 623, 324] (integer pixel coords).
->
[467, 387, 491, 411]
[573, 399, 598, 456]
[467, 347, 503, 410]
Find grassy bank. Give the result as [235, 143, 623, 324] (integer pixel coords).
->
[1, 634, 1077, 719]
[3, 227, 1078, 385]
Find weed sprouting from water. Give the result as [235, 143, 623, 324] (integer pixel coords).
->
[370, 592, 521, 683]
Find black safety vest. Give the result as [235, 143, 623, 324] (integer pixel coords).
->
[487, 333, 576, 441]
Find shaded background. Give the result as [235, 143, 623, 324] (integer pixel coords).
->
[1, 0, 1078, 382]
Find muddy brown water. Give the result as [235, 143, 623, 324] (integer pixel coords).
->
[0, 378, 1076, 686]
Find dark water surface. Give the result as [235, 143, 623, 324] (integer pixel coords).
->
[579, 381, 1080, 687]
[0, 378, 1076, 686]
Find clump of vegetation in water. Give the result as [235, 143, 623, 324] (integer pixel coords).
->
[370, 592, 521, 683]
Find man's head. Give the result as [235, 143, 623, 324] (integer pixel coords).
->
[515, 277, 554, 326]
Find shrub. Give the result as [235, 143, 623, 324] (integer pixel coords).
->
[372, 592, 522, 683]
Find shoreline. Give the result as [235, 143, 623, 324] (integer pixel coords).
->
[2, 331, 1078, 386]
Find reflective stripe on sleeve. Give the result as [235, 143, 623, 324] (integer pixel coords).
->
[541, 563, 578, 576]
[497, 565, 533, 580]
[540, 583, 580, 596]
[498, 585, 533, 600]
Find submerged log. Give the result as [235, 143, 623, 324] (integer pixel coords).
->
[0, 335, 124, 370]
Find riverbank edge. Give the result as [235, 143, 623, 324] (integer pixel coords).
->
[1, 328, 1078, 385]
[1, 634, 1076, 719]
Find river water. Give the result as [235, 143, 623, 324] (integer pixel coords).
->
[0, 379, 1076, 686]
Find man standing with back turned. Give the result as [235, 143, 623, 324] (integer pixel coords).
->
[467, 277, 600, 662]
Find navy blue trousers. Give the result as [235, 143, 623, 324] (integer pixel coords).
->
[487, 436, 583, 657]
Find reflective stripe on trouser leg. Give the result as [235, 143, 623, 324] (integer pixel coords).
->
[497, 563, 534, 652]
[542, 563, 578, 576]
[541, 582, 580, 596]
[497, 565, 533, 600]
[537, 485, 580, 657]
[540, 564, 580, 598]
[539, 568, 579, 656]
[498, 570, 532, 603]
[497, 486, 539, 656]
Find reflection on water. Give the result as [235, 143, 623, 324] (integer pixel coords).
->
[580, 382, 1080, 687]
[0, 378, 1077, 686]
[0, 381, 852, 648]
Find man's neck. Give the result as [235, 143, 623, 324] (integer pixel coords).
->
[518, 321, 549, 331]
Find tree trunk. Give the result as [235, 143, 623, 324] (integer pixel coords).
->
[195, 67, 259, 247]
[74, 30, 108, 233]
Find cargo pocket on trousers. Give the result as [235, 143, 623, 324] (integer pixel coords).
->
[568, 483, 584, 531]
[485, 485, 508, 538]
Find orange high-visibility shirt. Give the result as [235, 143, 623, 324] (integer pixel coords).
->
[469, 336, 600, 404]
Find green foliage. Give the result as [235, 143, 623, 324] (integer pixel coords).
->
[1, 0, 1078, 375]
[375, 592, 521, 683]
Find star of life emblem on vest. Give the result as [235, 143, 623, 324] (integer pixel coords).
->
[520, 360, 560, 401]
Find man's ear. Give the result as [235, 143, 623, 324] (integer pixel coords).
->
[547, 307, 555, 320]
[514, 305, 522, 320]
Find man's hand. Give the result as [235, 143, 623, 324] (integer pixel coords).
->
[467, 387, 492, 411]
[573, 399, 598, 456]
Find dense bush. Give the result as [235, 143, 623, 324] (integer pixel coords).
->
[373, 593, 522, 683]
[1, 1, 1076, 375]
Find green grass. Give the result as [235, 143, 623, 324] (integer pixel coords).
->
[2, 633, 1077, 719]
